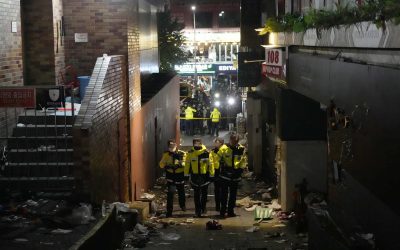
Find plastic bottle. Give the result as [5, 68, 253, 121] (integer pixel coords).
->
[101, 200, 106, 217]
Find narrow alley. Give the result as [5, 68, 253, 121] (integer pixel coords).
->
[1, 0, 400, 250]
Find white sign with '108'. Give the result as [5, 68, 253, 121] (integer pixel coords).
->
[265, 49, 283, 66]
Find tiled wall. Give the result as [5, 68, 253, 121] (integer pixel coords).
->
[74, 55, 130, 203]
[0, 0, 23, 86]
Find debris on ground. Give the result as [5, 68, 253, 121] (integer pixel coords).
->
[140, 193, 155, 200]
[246, 226, 260, 233]
[160, 232, 181, 241]
[264, 232, 285, 238]
[254, 206, 273, 220]
[51, 228, 73, 234]
[206, 220, 222, 230]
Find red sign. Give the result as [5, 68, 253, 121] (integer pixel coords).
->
[262, 63, 282, 78]
[0, 88, 36, 108]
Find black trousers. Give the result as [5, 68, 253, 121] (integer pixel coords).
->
[166, 182, 185, 214]
[211, 122, 219, 136]
[193, 184, 209, 215]
[220, 178, 239, 215]
[214, 178, 222, 210]
[186, 120, 194, 135]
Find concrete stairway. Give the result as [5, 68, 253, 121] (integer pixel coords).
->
[0, 110, 75, 193]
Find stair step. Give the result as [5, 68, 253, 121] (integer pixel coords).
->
[0, 176, 75, 191]
[7, 149, 73, 163]
[2, 162, 73, 177]
[12, 125, 73, 137]
[18, 114, 74, 126]
[7, 136, 73, 149]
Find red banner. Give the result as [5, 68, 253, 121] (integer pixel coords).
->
[0, 88, 36, 108]
[262, 63, 282, 78]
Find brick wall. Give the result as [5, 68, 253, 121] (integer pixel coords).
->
[74, 55, 130, 203]
[22, 0, 55, 85]
[63, 0, 130, 77]
[52, 0, 65, 84]
[131, 75, 180, 200]
[0, 0, 23, 86]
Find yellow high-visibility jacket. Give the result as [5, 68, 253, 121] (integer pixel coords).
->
[184, 145, 214, 177]
[219, 144, 246, 170]
[210, 144, 229, 170]
[210, 108, 221, 122]
[159, 150, 186, 174]
[185, 106, 197, 119]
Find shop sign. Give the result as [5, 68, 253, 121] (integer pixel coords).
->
[265, 49, 283, 66]
[0, 88, 36, 108]
[217, 64, 236, 72]
[174, 63, 214, 73]
[262, 63, 282, 78]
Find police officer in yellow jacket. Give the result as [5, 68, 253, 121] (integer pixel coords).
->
[210, 137, 229, 211]
[185, 105, 197, 136]
[210, 107, 221, 136]
[159, 139, 186, 217]
[184, 138, 214, 217]
[218, 133, 246, 217]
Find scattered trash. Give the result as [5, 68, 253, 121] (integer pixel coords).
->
[264, 232, 285, 238]
[206, 220, 223, 230]
[40, 242, 54, 246]
[160, 232, 181, 241]
[268, 200, 281, 211]
[51, 228, 73, 234]
[185, 218, 194, 224]
[246, 226, 260, 233]
[14, 238, 29, 242]
[261, 192, 272, 201]
[140, 193, 155, 200]
[17, 123, 25, 127]
[272, 223, 287, 228]
[25, 200, 39, 207]
[254, 206, 273, 220]
[275, 239, 288, 243]
[244, 204, 257, 212]
[134, 223, 149, 235]
[66, 203, 95, 225]
[112, 202, 139, 214]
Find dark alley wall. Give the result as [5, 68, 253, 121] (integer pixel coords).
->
[288, 52, 400, 249]
[0, 0, 23, 86]
[131, 76, 180, 200]
[74, 56, 130, 203]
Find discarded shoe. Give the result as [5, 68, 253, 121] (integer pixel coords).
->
[206, 220, 222, 230]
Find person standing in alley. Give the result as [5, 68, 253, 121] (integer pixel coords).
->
[159, 139, 186, 217]
[219, 133, 246, 217]
[185, 104, 197, 136]
[210, 107, 221, 136]
[185, 138, 214, 217]
[210, 137, 228, 212]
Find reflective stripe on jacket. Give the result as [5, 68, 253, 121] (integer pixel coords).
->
[219, 144, 246, 170]
[159, 150, 186, 174]
[184, 145, 214, 177]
